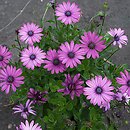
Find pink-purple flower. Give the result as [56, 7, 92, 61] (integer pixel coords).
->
[18, 22, 43, 46]
[0, 66, 24, 94]
[108, 28, 128, 48]
[28, 88, 48, 104]
[16, 120, 42, 130]
[58, 41, 85, 68]
[116, 70, 130, 96]
[80, 32, 106, 59]
[13, 99, 36, 119]
[83, 76, 114, 108]
[55, 1, 81, 25]
[0, 45, 12, 68]
[58, 74, 84, 100]
[44, 49, 66, 74]
[20, 46, 46, 70]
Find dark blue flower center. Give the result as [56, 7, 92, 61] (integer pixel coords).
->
[7, 76, 14, 83]
[0, 55, 4, 61]
[114, 35, 120, 41]
[88, 42, 95, 49]
[53, 58, 60, 65]
[95, 86, 103, 94]
[65, 11, 72, 17]
[127, 80, 130, 87]
[30, 54, 36, 60]
[23, 107, 28, 112]
[28, 30, 34, 36]
[68, 52, 75, 58]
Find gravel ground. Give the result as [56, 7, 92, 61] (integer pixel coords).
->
[0, 0, 130, 129]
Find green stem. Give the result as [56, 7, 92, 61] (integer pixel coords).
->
[16, 34, 22, 51]
[54, 0, 58, 29]
[103, 48, 120, 64]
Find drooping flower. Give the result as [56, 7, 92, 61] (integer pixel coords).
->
[58, 74, 84, 100]
[0, 66, 24, 94]
[55, 1, 81, 25]
[108, 28, 128, 48]
[58, 41, 85, 68]
[28, 88, 48, 104]
[20, 46, 46, 70]
[18, 22, 43, 46]
[44, 49, 66, 74]
[13, 99, 36, 119]
[16, 120, 42, 130]
[116, 70, 130, 96]
[80, 32, 106, 59]
[83, 76, 114, 107]
[0, 45, 12, 68]
[114, 91, 130, 104]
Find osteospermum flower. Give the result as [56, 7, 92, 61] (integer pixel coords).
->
[44, 49, 66, 74]
[16, 120, 42, 130]
[55, 1, 81, 25]
[28, 88, 48, 104]
[0, 45, 12, 68]
[0, 66, 24, 94]
[21, 46, 46, 70]
[58, 41, 85, 68]
[58, 74, 84, 100]
[116, 70, 130, 96]
[83, 76, 114, 107]
[80, 32, 106, 59]
[13, 99, 36, 119]
[108, 28, 128, 48]
[18, 23, 43, 46]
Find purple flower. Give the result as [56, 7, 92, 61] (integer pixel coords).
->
[58, 74, 84, 100]
[13, 99, 36, 119]
[19, 23, 43, 46]
[108, 28, 128, 48]
[83, 76, 114, 107]
[58, 41, 85, 68]
[28, 88, 48, 104]
[80, 32, 106, 59]
[55, 1, 81, 25]
[0, 66, 24, 94]
[0, 45, 12, 68]
[16, 120, 42, 130]
[116, 70, 130, 96]
[44, 49, 66, 74]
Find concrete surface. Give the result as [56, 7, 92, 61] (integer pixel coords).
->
[0, 0, 130, 130]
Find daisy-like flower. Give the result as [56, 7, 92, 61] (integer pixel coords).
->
[16, 120, 42, 130]
[0, 45, 12, 68]
[0, 66, 24, 94]
[18, 23, 43, 46]
[83, 76, 114, 107]
[13, 99, 36, 119]
[44, 49, 66, 74]
[58, 74, 84, 100]
[116, 70, 130, 96]
[80, 32, 106, 59]
[28, 88, 48, 104]
[55, 1, 81, 25]
[108, 28, 128, 48]
[20, 46, 46, 70]
[58, 41, 85, 68]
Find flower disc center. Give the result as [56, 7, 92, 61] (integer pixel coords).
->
[28, 30, 34, 36]
[68, 52, 75, 58]
[23, 107, 28, 112]
[114, 35, 120, 41]
[53, 58, 60, 65]
[65, 11, 72, 17]
[7, 76, 14, 83]
[30, 54, 36, 60]
[127, 80, 130, 87]
[95, 86, 103, 94]
[0, 55, 4, 61]
[88, 42, 95, 49]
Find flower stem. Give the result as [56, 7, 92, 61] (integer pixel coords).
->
[54, 0, 58, 29]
